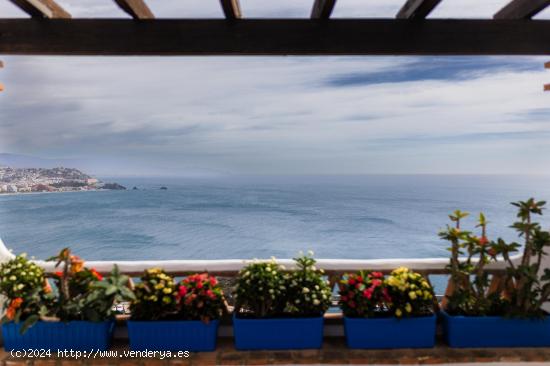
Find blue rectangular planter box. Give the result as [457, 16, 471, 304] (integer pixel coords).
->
[127, 320, 218, 351]
[344, 315, 436, 349]
[2, 320, 114, 351]
[441, 311, 550, 348]
[233, 315, 324, 350]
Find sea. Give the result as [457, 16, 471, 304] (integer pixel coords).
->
[2, 174, 550, 262]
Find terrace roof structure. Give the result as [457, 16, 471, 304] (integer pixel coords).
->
[1, 0, 550, 56]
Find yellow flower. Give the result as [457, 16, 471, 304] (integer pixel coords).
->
[409, 291, 417, 300]
[395, 309, 403, 317]
[405, 303, 412, 313]
[163, 287, 172, 294]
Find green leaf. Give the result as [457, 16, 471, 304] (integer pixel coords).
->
[19, 315, 39, 335]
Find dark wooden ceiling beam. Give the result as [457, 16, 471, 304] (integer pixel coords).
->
[220, 0, 242, 19]
[396, 0, 442, 19]
[1, 19, 550, 56]
[113, 0, 154, 19]
[8, 0, 70, 18]
[494, 0, 550, 19]
[311, 0, 337, 19]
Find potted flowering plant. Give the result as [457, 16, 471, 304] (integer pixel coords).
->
[1, 248, 134, 351]
[340, 268, 436, 349]
[233, 252, 332, 350]
[128, 269, 225, 351]
[441, 199, 550, 347]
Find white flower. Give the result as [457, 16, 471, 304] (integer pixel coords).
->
[315, 285, 320, 290]
[302, 287, 310, 294]
[269, 289, 274, 294]
[295, 299, 301, 304]
[308, 250, 314, 256]
[9, 275, 16, 281]
[17, 284, 24, 290]
[313, 299, 320, 305]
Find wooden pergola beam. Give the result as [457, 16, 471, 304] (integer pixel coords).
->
[1, 19, 550, 56]
[396, 0, 442, 19]
[113, 0, 154, 19]
[494, 0, 550, 19]
[8, 0, 70, 18]
[311, 0, 337, 19]
[219, 0, 242, 19]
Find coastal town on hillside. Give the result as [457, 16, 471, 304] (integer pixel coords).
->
[0, 166, 125, 194]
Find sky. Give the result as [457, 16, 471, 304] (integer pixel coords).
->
[1, 0, 550, 176]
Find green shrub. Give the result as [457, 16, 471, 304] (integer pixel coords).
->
[131, 268, 178, 320]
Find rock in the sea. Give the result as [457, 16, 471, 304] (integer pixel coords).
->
[102, 183, 126, 190]
[160, 186, 168, 190]
[132, 186, 138, 190]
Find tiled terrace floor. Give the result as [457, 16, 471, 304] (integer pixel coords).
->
[1, 338, 550, 365]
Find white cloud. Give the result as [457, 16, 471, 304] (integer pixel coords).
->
[0, 2, 549, 175]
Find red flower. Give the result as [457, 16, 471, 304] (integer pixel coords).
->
[209, 277, 218, 286]
[196, 282, 203, 289]
[488, 248, 497, 257]
[348, 300, 356, 308]
[341, 295, 348, 302]
[54, 271, 64, 278]
[371, 272, 383, 278]
[90, 269, 103, 281]
[480, 236, 489, 246]
[382, 288, 392, 302]
[363, 289, 373, 299]
[356, 276, 363, 283]
[206, 289, 216, 299]
[348, 278, 356, 285]
[179, 285, 188, 297]
[371, 279, 382, 287]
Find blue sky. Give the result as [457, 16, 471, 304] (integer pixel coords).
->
[1, 0, 550, 176]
